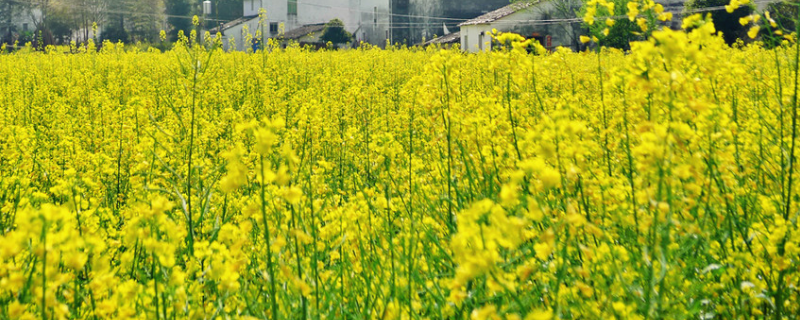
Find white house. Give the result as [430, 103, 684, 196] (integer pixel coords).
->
[1, 6, 41, 45]
[212, 0, 393, 50]
[209, 14, 259, 50]
[458, 1, 581, 53]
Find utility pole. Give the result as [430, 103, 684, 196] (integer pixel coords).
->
[204, 1, 211, 27]
[203, 0, 211, 43]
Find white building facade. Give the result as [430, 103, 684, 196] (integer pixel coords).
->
[459, 2, 581, 53]
[1, 7, 42, 45]
[216, 0, 392, 50]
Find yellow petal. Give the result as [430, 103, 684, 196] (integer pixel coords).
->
[748, 26, 760, 39]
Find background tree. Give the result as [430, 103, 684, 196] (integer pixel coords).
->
[766, 0, 797, 34]
[165, 0, 192, 41]
[63, 0, 105, 43]
[320, 18, 351, 44]
[578, 0, 667, 50]
[684, 0, 753, 45]
[511, 0, 584, 50]
[126, 0, 165, 42]
[1, 0, 19, 44]
[589, 15, 641, 50]
[213, 0, 242, 21]
[9, 0, 53, 45]
[749, 0, 797, 48]
[513, 0, 667, 51]
[23, 0, 78, 46]
[2, 0, 82, 46]
[46, 5, 77, 43]
[205, 0, 241, 31]
[101, 0, 129, 42]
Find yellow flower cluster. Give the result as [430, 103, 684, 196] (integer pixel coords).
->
[0, 13, 799, 319]
[725, 0, 750, 13]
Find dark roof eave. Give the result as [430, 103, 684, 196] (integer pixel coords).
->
[282, 24, 326, 40]
[459, 22, 491, 27]
[457, 2, 538, 27]
[420, 31, 461, 46]
[209, 15, 259, 34]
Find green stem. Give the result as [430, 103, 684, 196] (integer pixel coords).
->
[259, 155, 280, 320]
[40, 217, 47, 320]
[186, 51, 199, 255]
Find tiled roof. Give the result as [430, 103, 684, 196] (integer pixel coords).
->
[209, 15, 258, 34]
[458, 2, 538, 26]
[282, 24, 326, 40]
[421, 32, 461, 46]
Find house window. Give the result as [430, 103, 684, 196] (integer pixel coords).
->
[23, 23, 28, 32]
[288, 0, 297, 15]
[374, 7, 378, 24]
[250, 0, 254, 11]
[270, 22, 278, 34]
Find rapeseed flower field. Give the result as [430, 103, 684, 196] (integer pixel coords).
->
[1, 8, 799, 320]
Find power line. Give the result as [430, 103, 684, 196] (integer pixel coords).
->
[291, 1, 469, 22]
[4, 0, 470, 27]
[490, 0, 782, 26]
[283, 0, 784, 30]
[4, 0, 228, 22]
[309, 0, 785, 28]
[4, 0, 787, 37]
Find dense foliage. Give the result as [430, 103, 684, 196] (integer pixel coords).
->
[0, 10, 800, 320]
[320, 18, 352, 45]
[685, 0, 753, 44]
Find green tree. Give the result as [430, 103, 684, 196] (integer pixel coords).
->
[9, 0, 57, 46]
[127, 0, 165, 42]
[511, 0, 584, 50]
[4, 0, 102, 45]
[72, 0, 105, 43]
[513, 0, 651, 50]
[766, 0, 797, 34]
[592, 16, 641, 50]
[203, 0, 242, 32]
[165, 0, 192, 41]
[579, 0, 662, 50]
[751, 0, 797, 48]
[1, 0, 19, 44]
[684, 0, 753, 45]
[46, 6, 77, 43]
[26, 0, 80, 46]
[215, 0, 243, 21]
[102, 0, 129, 43]
[320, 18, 352, 44]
